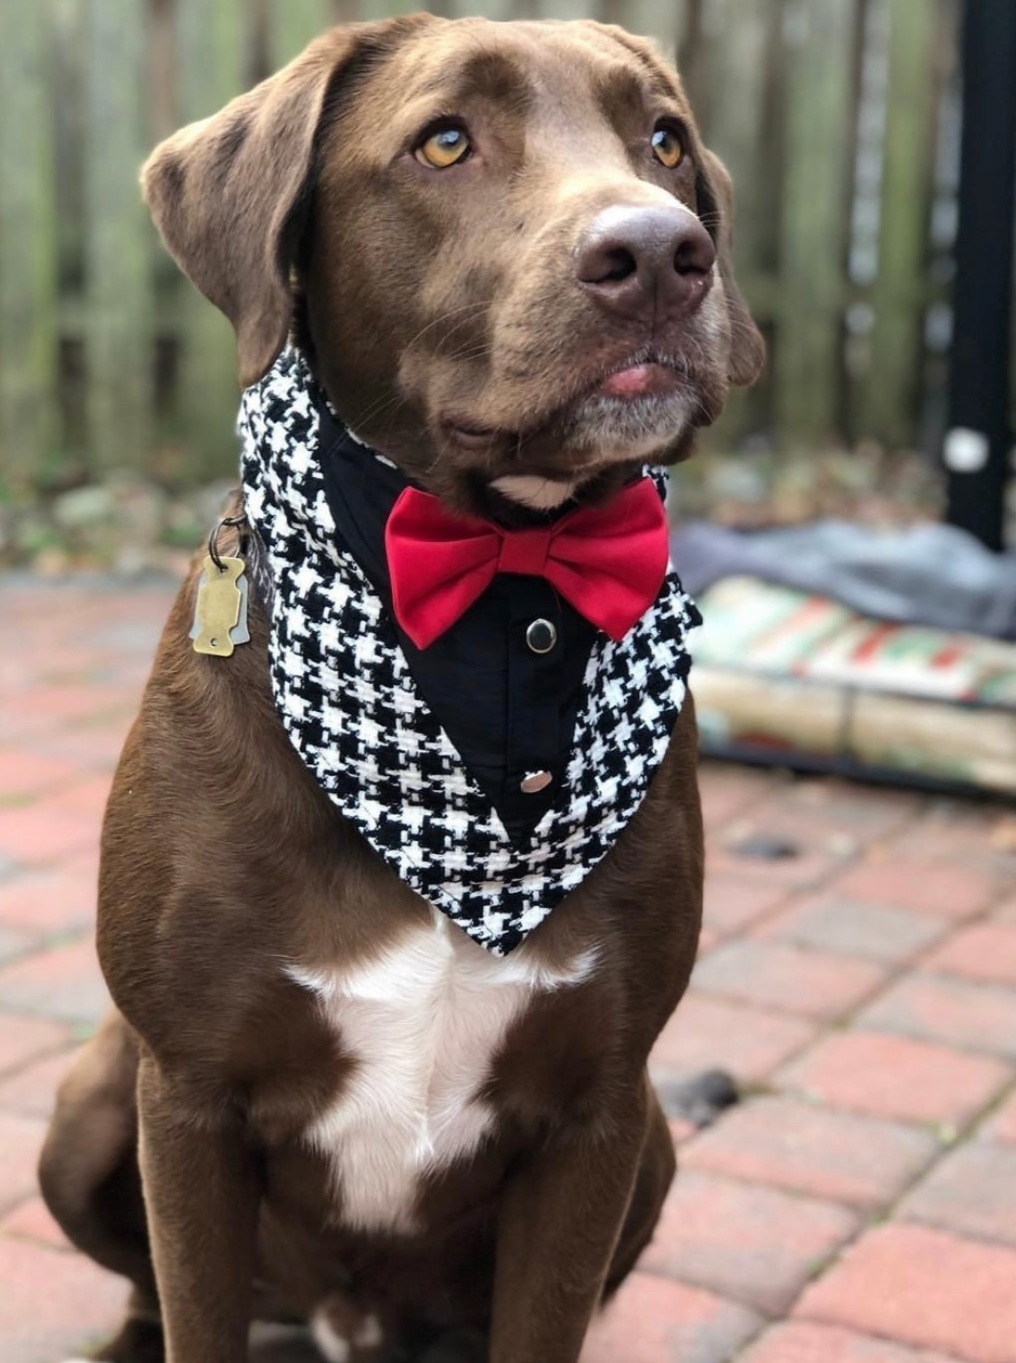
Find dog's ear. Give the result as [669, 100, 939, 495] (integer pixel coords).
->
[142, 19, 426, 388]
[142, 32, 348, 387]
[696, 149, 765, 387]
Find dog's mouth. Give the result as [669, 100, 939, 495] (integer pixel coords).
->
[596, 358, 687, 400]
[442, 351, 690, 454]
[439, 351, 699, 510]
[430, 346, 720, 515]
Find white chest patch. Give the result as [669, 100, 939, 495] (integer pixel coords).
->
[286, 914, 596, 1234]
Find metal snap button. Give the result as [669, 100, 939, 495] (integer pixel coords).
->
[525, 618, 557, 655]
[520, 770, 553, 794]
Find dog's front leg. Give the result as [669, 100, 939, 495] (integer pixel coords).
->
[490, 1081, 648, 1363]
[137, 1054, 259, 1363]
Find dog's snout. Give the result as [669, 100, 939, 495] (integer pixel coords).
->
[576, 205, 716, 321]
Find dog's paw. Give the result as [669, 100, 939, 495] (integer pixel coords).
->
[311, 1302, 384, 1362]
[310, 1311, 351, 1363]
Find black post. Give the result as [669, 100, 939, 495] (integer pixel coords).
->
[943, 0, 1016, 550]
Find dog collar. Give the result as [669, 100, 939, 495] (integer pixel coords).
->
[239, 348, 700, 954]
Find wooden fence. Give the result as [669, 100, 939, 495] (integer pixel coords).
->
[0, 0, 982, 497]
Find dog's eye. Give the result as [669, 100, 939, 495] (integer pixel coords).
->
[651, 126, 683, 169]
[416, 126, 471, 169]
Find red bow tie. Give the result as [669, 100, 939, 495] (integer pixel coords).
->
[385, 477, 669, 650]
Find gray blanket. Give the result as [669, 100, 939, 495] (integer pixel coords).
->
[671, 520, 1016, 641]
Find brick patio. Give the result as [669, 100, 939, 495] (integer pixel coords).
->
[2, 575, 1016, 1363]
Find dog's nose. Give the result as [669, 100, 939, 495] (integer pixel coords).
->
[576, 205, 716, 321]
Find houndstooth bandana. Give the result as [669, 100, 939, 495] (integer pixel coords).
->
[239, 348, 700, 955]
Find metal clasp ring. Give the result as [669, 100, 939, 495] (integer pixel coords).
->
[207, 513, 249, 573]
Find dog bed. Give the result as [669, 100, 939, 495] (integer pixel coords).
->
[690, 575, 1016, 798]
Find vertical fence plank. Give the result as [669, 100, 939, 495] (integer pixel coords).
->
[0, 1, 58, 495]
[440, 0, 519, 22]
[861, 0, 937, 448]
[601, 0, 686, 52]
[83, 0, 153, 477]
[776, 0, 857, 446]
[174, 0, 247, 482]
[0, 0, 983, 502]
[531, 0, 601, 22]
[692, 0, 773, 279]
[690, 0, 780, 446]
[357, 0, 423, 19]
[267, 0, 334, 67]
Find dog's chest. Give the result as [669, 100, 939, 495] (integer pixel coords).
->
[286, 913, 595, 1234]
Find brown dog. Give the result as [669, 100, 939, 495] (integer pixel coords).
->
[39, 15, 762, 1363]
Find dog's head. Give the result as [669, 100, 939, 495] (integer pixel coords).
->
[144, 15, 763, 518]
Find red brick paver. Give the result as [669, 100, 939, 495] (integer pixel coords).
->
[697, 765, 776, 827]
[981, 1088, 1016, 1143]
[892, 809, 1016, 876]
[580, 1272, 760, 1363]
[650, 994, 816, 1086]
[0, 936, 109, 1024]
[775, 1029, 1012, 1127]
[0, 753, 92, 804]
[923, 923, 1016, 987]
[0, 1013, 70, 1077]
[682, 1095, 939, 1210]
[756, 895, 947, 964]
[0, 1234, 127, 1363]
[826, 858, 1002, 921]
[0, 868, 98, 937]
[0, 1049, 76, 1119]
[992, 895, 1016, 926]
[777, 779, 924, 840]
[797, 1223, 1016, 1363]
[897, 1141, 1016, 1247]
[742, 1321, 962, 1363]
[0, 803, 104, 869]
[640, 1170, 860, 1315]
[858, 973, 1016, 1060]
[690, 940, 888, 1020]
[708, 834, 844, 893]
[1, 1195, 71, 1253]
[0, 1113, 49, 1216]
[702, 873, 789, 938]
[3, 575, 1016, 1362]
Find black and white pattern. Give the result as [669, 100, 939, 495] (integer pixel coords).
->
[240, 349, 700, 955]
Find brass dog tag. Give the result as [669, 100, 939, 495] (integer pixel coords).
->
[190, 555, 249, 657]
